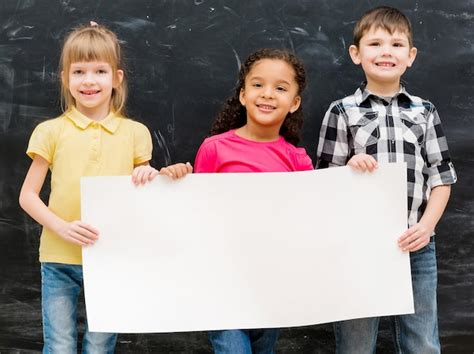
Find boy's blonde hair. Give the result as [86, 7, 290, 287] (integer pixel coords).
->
[353, 6, 413, 47]
[60, 24, 127, 115]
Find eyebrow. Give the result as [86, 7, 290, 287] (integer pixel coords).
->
[248, 76, 291, 85]
[364, 36, 408, 41]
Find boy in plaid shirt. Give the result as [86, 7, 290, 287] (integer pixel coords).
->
[316, 6, 457, 354]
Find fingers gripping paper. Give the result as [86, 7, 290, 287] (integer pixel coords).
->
[81, 163, 413, 333]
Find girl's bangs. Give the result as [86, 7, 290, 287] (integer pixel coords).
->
[67, 34, 116, 65]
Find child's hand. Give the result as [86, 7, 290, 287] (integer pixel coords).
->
[132, 165, 159, 185]
[160, 162, 193, 179]
[57, 220, 99, 246]
[398, 222, 433, 252]
[347, 154, 378, 172]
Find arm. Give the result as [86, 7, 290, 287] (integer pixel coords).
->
[398, 105, 457, 252]
[316, 103, 350, 169]
[19, 155, 98, 246]
[398, 185, 451, 252]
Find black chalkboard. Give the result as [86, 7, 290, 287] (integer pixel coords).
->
[1, 1, 473, 353]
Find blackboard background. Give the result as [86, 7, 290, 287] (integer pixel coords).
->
[1, 0, 473, 353]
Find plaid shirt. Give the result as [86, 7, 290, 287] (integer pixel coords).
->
[316, 84, 457, 227]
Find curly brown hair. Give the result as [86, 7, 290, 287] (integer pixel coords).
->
[210, 48, 307, 146]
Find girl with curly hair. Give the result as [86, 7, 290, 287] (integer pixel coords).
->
[194, 48, 313, 353]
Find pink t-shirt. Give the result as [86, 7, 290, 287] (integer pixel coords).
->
[194, 129, 313, 173]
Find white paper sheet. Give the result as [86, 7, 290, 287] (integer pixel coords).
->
[81, 162, 413, 333]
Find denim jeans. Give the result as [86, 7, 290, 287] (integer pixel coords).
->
[41, 262, 117, 354]
[334, 240, 440, 354]
[208, 329, 279, 354]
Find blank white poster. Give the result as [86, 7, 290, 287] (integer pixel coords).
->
[81, 163, 413, 333]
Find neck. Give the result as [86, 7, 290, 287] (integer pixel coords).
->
[75, 105, 111, 121]
[366, 80, 401, 97]
[236, 123, 281, 142]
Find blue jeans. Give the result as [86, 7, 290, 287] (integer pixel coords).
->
[209, 329, 279, 354]
[41, 262, 117, 354]
[334, 240, 440, 354]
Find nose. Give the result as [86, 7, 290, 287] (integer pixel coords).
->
[82, 71, 95, 85]
[261, 86, 274, 98]
[381, 44, 392, 56]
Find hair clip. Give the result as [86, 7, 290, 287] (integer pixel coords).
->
[90, 21, 99, 27]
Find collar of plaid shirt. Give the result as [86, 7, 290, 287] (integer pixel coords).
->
[354, 81, 415, 107]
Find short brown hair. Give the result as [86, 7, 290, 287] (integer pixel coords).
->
[353, 6, 413, 47]
[60, 24, 127, 115]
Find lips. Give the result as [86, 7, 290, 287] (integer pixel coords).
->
[376, 62, 395, 67]
[257, 104, 276, 112]
[80, 90, 100, 95]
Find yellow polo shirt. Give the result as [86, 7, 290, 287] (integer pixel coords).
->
[26, 107, 152, 264]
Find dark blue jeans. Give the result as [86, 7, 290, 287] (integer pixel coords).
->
[41, 262, 117, 354]
[334, 240, 440, 354]
[208, 329, 279, 354]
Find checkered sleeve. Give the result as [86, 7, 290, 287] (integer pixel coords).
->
[316, 102, 349, 168]
[423, 105, 457, 188]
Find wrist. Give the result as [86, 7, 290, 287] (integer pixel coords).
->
[418, 218, 436, 233]
[52, 218, 68, 235]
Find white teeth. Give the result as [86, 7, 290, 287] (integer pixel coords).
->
[258, 104, 275, 110]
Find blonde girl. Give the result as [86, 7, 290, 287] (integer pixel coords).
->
[19, 22, 152, 353]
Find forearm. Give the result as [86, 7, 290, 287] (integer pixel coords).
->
[19, 192, 67, 235]
[419, 185, 451, 230]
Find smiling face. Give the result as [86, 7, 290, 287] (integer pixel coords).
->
[238, 58, 301, 140]
[64, 61, 123, 120]
[349, 26, 417, 95]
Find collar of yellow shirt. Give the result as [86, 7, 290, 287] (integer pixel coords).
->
[65, 107, 121, 133]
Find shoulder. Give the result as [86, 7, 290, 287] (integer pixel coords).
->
[324, 92, 360, 119]
[35, 114, 65, 129]
[202, 130, 234, 143]
[120, 118, 152, 139]
[403, 91, 437, 115]
[281, 140, 314, 170]
[282, 140, 310, 157]
[194, 132, 236, 172]
[198, 130, 235, 149]
[121, 118, 150, 131]
[30, 115, 67, 137]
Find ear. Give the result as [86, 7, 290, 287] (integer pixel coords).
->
[114, 69, 124, 88]
[407, 47, 418, 68]
[239, 88, 246, 107]
[349, 45, 361, 65]
[61, 70, 67, 88]
[289, 95, 301, 114]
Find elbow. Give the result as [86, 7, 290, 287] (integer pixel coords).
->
[19, 189, 30, 211]
[19, 191, 26, 210]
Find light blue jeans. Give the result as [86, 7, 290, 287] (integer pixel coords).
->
[208, 329, 279, 354]
[334, 240, 440, 354]
[41, 262, 117, 354]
